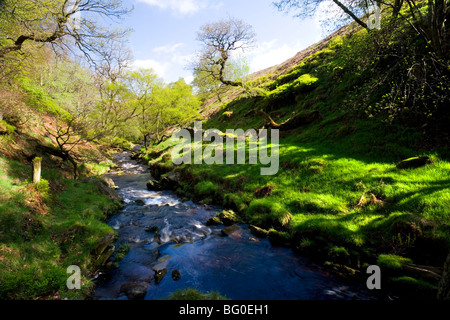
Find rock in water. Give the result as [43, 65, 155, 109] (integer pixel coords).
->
[120, 282, 148, 300]
[396, 157, 431, 169]
[219, 210, 240, 226]
[206, 216, 223, 226]
[249, 225, 269, 238]
[155, 268, 167, 284]
[172, 270, 181, 281]
[221, 224, 241, 236]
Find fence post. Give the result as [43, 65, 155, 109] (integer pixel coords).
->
[32, 157, 42, 184]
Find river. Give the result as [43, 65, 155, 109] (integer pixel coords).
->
[93, 151, 376, 300]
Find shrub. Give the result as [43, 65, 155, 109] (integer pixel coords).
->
[377, 254, 412, 271]
[292, 74, 319, 92]
[36, 179, 50, 196]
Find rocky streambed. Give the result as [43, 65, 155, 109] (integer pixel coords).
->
[93, 151, 376, 300]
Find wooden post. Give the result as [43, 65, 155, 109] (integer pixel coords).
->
[32, 157, 42, 184]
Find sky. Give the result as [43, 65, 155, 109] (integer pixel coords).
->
[119, 0, 327, 84]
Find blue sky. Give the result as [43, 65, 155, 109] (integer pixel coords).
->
[120, 0, 327, 83]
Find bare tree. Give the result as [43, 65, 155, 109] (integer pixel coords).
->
[194, 17, 256, 87]
[0, 0, 131, 64]
[43, 118, 84, 179]
[274, 0, 374, 30]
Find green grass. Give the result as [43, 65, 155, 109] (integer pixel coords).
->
[141, 18, 450, 300]
[166, 288, 228, 300]
[0, 156, 120, 300]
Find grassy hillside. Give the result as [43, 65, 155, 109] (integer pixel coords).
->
[0, 82, 122, 299]
[142, 19, 450, 299]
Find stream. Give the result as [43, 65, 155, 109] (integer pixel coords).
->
[93, 151, 376, 300]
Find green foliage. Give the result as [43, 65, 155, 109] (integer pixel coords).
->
[19, 77, 72, 120]
[194, 180, 221, 203]
[377, 254, 412, 270]
[0, 120, 16, 134]
[0, 156, 120, 300]
[35, 179, 50, 196]
[114, 243, 130, 262]
[112, 137, 134, 150]
[0, 264, 67, 300]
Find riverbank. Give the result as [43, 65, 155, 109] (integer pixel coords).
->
[0, 128, 125, 300]
[138, 133, 450, 300]
[94, 151, 378, 300]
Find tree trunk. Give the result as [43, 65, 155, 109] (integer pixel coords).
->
[32, 157, 42, 184]
[332, 0, 369, 30]
[256, 110, 324, 131]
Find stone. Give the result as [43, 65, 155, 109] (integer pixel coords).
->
[99, 176, 115, 189]
[145, 226, 159, 233]
[172, 270, 181, 281]
[119, 282, 148, 300]
[92, 232, 117, 268]
[154, 268, 167, 284]
[83, 177, 123, 203]
[147, 175, 179, 191]
[206, 216, 223, 226]
[219, 210, 240, 226]
[249, 225, 269, 238]
[221, 224, 241, 236]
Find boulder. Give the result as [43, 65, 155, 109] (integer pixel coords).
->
[219, 210, 240, 226]
[92, 233, 117, 268]
[119, 282, 148, 300]
[249, 225, 269, 238]
[172, 270, 181, 281]
[83, 177, 123, 203]
[206, 216, 223, 226]
[221, 224, 241, 236]
[147, 174, 179, 191]
[99, 176, 115, 189]
[396, 157, 432, 169]
[154, 268, 167, 284]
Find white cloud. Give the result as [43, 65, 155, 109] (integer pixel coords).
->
[132, 59, 170, 79]
[137, 0, 207, 15]
[248, 40, 300, 72]
[153, 43, 184, 53]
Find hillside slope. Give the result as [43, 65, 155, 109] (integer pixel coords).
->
[0, 83, 123, 299]
[142, 18, 450, 300]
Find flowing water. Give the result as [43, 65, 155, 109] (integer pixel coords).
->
[93, 151, 376, 300]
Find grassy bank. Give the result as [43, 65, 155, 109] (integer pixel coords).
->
[141, 17, 450, 299]
[0, 155, 121, 299]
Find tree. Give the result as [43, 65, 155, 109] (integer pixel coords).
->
[145, 79, 201, 143]
[126, 68, 163, 149]
[0, 0, 131, 63]
[194, 17, 256, 87]
[275, 0, 449, 61]
[274, 0, 375, 30]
